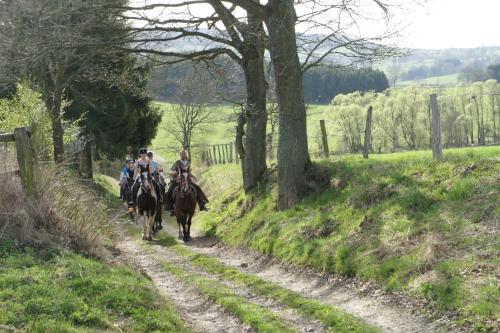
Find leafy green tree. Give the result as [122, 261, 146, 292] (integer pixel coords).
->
[0, 82, 52, 157]
[0, 0, 131, 162]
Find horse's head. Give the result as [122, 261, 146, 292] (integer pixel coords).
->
[178, 168, 190, 193]
[140, 172, 153, 194]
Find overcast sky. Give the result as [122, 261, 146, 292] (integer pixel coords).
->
[403, 0, 499, 49]
[129, 0, 500, 50]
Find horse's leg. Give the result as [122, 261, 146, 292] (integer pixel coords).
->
[176, 217, 183, 240]
[186, 215, 192, 241]
[156, 205, 162, 230]
[148, 212, 155, 241]
[181, 216, 188, 242]
[142, 215, 148, 241]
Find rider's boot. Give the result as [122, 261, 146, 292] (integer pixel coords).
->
[198, 198, 209, 211]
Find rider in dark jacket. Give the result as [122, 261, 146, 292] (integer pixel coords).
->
[165, 150, 209, 215]
[119, 159, 135, 200]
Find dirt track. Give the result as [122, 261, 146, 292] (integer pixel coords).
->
[111, 207, 444, 333]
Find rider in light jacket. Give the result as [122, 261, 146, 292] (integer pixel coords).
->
[147, 151, 165, 203]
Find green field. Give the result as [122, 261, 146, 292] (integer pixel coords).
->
[398, 73, 460, 86]
[150, 102, 237, 166]
[194, 146, 500, 331]
[151, 101, 339, 166]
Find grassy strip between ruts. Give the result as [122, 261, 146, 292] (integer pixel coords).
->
[126, 221, 377, 333]
[124, 225, 296, 333]
[0, 246, 188, 333]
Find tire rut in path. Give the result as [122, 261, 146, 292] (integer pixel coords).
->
[144, 232, 325, 333]
[163, 222, 443, 333]
[113, 227, 252, 333]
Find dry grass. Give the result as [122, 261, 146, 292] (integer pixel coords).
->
[0, 164, 111, 258]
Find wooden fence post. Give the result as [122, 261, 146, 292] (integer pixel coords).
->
[213, 145, 217, 164]
[217, 145, 222, 164]
[235, 141, 239, 164]
[430, 94, 442, 160]
[229, 142, 233, 163]
[319, 120, 329, 158]
[363, 106, 373, 159]
[225, 144, 230, 163]
[14, 127, 35, 196]
[201, 151, 207, 166]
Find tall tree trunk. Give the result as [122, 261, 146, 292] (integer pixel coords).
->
[84, 137, 93, 178]
[236, 112, 246, 164]
[241, 14, 267, 191]
[480, 103, 486, 144]
[266, 0, 311, 210]
[46, 92, 65, 163]
[80, 136, 93, 179]
[473, 98, 482, 145]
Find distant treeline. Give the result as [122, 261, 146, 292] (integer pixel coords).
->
[401, 58, 462, 81]
[302, 67, 388, 104]
[149, 59, 389, 105]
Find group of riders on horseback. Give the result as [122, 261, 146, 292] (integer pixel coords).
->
[119, 148, 209, 219]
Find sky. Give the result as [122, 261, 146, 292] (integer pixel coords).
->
[403, 0, 500, 49]
[129, 0, 500, 50]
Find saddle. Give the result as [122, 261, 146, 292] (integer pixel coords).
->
[172, 184, 197, 200]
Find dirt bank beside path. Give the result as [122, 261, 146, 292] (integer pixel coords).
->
[162, 221, 446, 333]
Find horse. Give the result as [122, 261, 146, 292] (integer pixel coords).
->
[174, 168, 197, 242]
[152, 168, 166, 231]
[122, 177, 135, 220]
[136, 172, 157, 241]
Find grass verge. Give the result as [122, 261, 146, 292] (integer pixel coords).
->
[195, 146, 500, 332]
[0, 246, 188, 332]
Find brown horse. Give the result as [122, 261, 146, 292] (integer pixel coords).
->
[174, 168, 196, 242]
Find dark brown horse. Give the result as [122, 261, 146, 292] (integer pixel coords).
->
[152, 169, 166, 231]
[174, 168, 196, 242]
[123, 177, 135, 220]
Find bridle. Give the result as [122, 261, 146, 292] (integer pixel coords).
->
[140, 172, 153, 194]
[177, 166, 191, 195]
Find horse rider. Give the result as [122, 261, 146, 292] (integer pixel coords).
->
[147, 151, 165, 203]
[119, 159, 135, 200]
[165, 150, 209, 215]
[129, 148, 162, 209]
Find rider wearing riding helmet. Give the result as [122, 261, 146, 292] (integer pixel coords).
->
[165, 150, 209, 215]
[119, 159, 135, 200]
[147, 151, 165, 202]
[129, 148, 162, 208]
